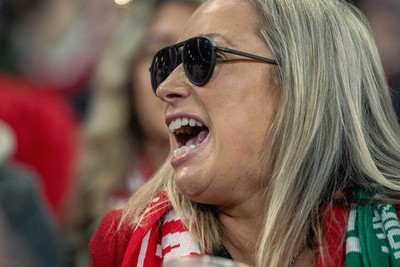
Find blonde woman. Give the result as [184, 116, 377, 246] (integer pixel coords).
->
[90, 0, 400, 266]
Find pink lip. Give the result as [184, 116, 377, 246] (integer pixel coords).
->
[170, 129, 210, 167]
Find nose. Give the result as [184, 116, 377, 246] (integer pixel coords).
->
[156, 67, 190, 104]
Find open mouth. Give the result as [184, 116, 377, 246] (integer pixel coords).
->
[168, 117, 209, 157]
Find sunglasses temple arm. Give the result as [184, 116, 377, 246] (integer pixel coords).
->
[217, 46, 279, 65]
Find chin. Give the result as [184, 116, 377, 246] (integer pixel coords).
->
[175, 177, 209, 201]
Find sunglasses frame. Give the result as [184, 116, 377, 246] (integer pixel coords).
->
[149, 36, 279, 94]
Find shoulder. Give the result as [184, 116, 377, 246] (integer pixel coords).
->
[90, 192, 172, 267]
[317, 202, 400, 267]
[89, 209, 133, 267]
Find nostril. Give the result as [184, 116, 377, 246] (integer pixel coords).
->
[156, 89, 184, 102]
[166, 93, 183, 99]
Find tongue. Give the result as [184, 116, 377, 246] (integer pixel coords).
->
[185, 130, 208, 147]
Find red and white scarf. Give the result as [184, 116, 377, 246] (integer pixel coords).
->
[122, 193, 394, 266]
[121, 193, 201, 266]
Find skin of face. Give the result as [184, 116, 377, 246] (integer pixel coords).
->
[156, 0, 280, 208]
[132, 2, 195, 147]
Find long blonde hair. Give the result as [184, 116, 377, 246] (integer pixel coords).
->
[123, 0, 400, 266]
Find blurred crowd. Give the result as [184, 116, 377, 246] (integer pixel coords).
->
[0, 0, 398, 266]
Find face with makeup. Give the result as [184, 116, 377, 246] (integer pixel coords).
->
[156, 0, 280, 206]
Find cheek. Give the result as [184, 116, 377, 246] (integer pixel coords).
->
[216, 111, 269, 164]
[211, 65, 277, 128]
[210, 65, 278, 161]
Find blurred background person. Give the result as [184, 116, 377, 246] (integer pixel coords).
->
[0, 0, 80, 223]
[1, 1, 122, 264]
[66, 0, 200, 266]
[0, 121, 66, 267]
[0, 74, 79, 223]
[3, 0, 126, 118]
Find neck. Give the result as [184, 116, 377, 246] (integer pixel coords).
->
[219, 208, 315, 267]
[218, 193, 266, 265]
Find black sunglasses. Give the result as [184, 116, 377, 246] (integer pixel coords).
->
[149, 36, 278, 94]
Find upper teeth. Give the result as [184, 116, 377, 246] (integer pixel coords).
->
[168, 117, 204, 133]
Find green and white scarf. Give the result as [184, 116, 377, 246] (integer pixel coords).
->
[346, 190, 400, 267]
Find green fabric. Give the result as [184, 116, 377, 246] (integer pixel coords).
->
[346, 189, 400, 267]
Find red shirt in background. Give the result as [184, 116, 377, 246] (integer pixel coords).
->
[0, 72, 79, 221]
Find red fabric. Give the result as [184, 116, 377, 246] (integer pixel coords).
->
[91, 206, 348, 267]
[90, 193, 202, 267]
[0, 73, 79, 219]
[315, 204, 400, 267]
[315, 205, 348, 267]
[89, 198, 399, 267]
[90, 194, 169, 267]
[89, 209, 132, 267]
[90, 208, 167, 267]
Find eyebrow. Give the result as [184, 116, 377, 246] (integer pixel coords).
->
[200, 33, 236, 47]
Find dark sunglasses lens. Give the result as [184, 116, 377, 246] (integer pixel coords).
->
[183, 37, 214, 85]
[151, 47, 178, 92]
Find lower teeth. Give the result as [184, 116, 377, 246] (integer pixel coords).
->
[173, 144, 196, 157]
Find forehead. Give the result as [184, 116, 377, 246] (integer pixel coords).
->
[180, 0, 260, 46]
